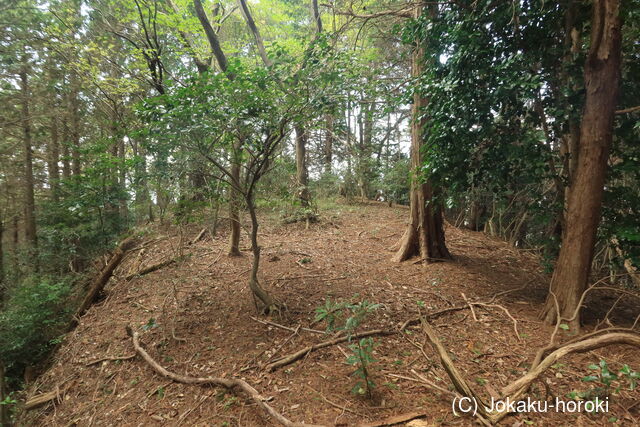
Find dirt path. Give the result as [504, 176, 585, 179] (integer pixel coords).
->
[24, 201, 639, 426]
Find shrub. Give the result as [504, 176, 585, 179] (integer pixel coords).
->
[0, 275, 72, 383]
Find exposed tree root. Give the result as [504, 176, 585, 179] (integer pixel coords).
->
[419, 316, 640, 425]
[126, 326, 322, 427]
[265, 329, 394, 372]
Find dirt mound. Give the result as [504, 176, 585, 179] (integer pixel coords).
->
[21, 202, 640, 426]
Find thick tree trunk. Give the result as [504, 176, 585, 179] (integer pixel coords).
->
[393, 5, 451, 263]
[294, 124, 310, 206]
[20, 55, 37, 257]
[541, 0, 622, 328]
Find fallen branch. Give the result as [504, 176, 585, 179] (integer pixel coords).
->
[126, 326, 322, 427]
[125, 257, 178, 280]
[71, 237, 138, 327]
[356, 411, 427, 427]
[265, 329, 394, 372]
[190, 228, 208, 245]
[85, 354, 136, 366]
[24, 381, 74, 411]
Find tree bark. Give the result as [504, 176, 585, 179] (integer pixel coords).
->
[70, 72, 81, 176]
[20, 55, 37, 258]
[541, 0, 622, 328]
[228, 143, 242, 256]
[393, 4, 450, 263]
[238, 0, 272, 67]
[0, 361, 8, 426]
[323, 114, 333, 174]
[193, 0, 230, 75]
[294, 124, 310, 206]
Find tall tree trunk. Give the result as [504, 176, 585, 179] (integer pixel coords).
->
[541, 0, 622, 329]
[61, 104, 71, 179]
[47, 62, 61, 202]
[393, 4, 451, 263]
[294, 124, 310, 206]
[324, 114, 334, 174]
[118, 128, 128, 221]
[0, 216, 4, 288]
[48, 109, 61, 202]
[20, 55, 37, 258]
[70, 72, 81, 176]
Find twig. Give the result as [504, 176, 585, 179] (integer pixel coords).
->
[304, 385, 363, 416]
[250, 316, 325, 335]
[461, 293, 478, 322]
[85, 354, 136, 366]
[265, 329, 394, 372]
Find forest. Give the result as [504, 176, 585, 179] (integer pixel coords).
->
[0, 0, 639, 425]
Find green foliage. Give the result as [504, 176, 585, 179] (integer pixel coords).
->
[0, 275, 72, 382]
[314, 298, 381, 397]
[375, 155, 410, 205]
[347, 337, 377, 398]
[567, 359, 639, 408]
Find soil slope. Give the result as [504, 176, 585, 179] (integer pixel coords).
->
[22, 201, 640, 426]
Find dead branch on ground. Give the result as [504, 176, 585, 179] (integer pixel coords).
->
[265, 329, 394, 372]
[24, 381, 74, 411]
[71, 237, 138, 327]
[125, 257, 178, 280]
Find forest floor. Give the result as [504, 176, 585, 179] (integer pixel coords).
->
[23, 200, 640, 426]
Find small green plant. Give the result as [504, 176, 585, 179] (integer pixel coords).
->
[347, 337, 377, 398]
[314, 298, 349, 332]
[315, 297, 381, 398]
[567, 359, 639, 406]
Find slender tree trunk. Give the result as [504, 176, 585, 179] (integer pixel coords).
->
[61, 105, 71, 180]
[0, 361, 8, 427]
[294, 124, 310, 206]
[228, 142, 242, 256]
[324, 114, 334, 174]
[70, 72, 81, 176]
[48, 109, 61, 202]
[20, 55, 37, 258]
[393, 4, 451, 263]
[118, 130, 128, 221]
[246, 190, 277, 312]
[0, 217, 4, 288]
[541, 0, 622, 328]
